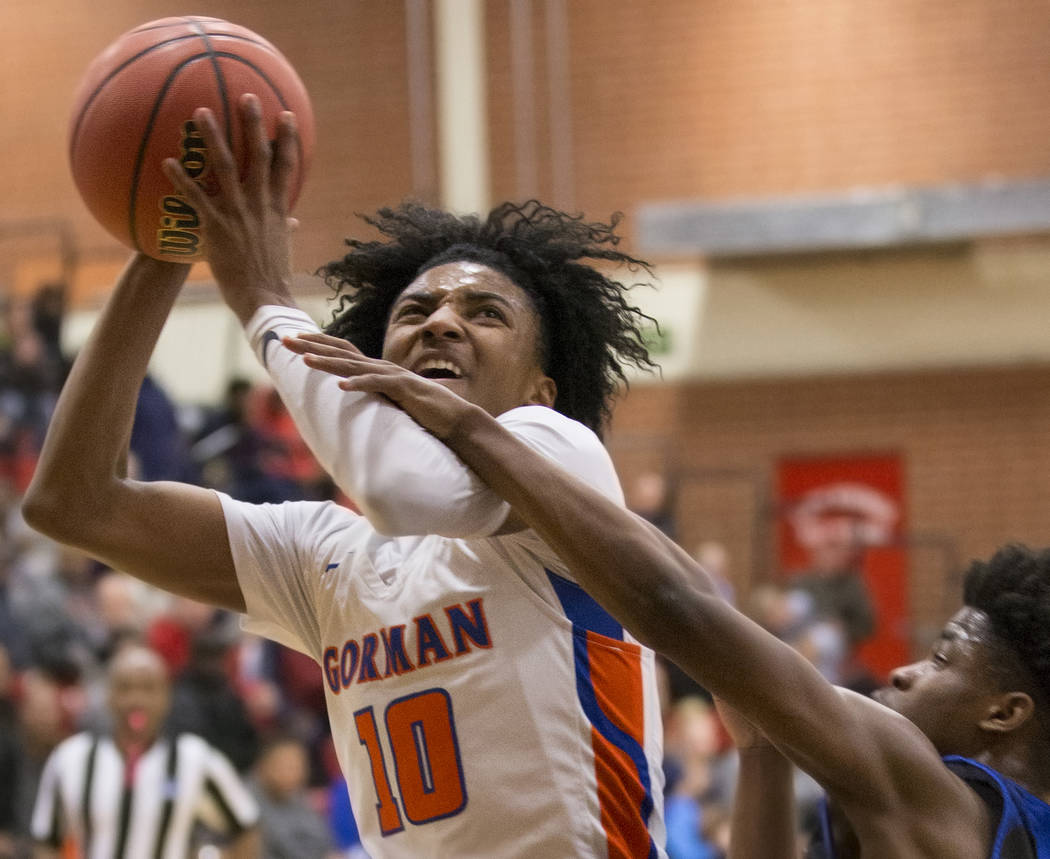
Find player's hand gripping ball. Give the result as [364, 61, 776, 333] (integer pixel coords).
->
[68, 16, 315, 262]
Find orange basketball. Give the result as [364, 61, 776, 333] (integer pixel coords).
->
[69, 16, 315, 262]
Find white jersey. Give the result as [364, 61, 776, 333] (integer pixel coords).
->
[219, 307, 667, 858]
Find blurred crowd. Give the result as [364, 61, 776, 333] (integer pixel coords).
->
[0, 285, 361, 858]
[0, 284, 880, 859]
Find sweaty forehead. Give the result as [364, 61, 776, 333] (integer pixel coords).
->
[397, 262, 532, 306]
[942, 607, 996, 649]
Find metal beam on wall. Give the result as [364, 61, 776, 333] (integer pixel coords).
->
[638, 177, 1050, 257]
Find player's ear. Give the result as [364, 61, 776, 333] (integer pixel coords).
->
[526, 374, 557, 408]
[980, 691, 1035, 734]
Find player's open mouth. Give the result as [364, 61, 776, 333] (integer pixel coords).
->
[416, 359, 464, 380]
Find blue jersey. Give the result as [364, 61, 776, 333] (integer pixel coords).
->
[943, 756, 1050, 859]
[808, 757, 1050, 858]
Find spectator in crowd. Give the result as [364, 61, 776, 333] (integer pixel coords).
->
[250, 734, 338, 859]
[130, 374, 195, 484]
[662, 697, 731, 859]
[192, 377, 275, 503]
[147, 594, 226, 677]
[30, 642, 259, 858]
[325, 775, 369, 859]
[0, 644, 19, 859]
[11, 665, 84, 857]
[166, 620, 261, 773]
[786, 493, 880, 652]
[627, 468, 678, 541]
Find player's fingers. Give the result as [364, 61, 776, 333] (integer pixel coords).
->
[289, 339, 359, 361]
[161, 158, 217, 219]
[193, 107, 246, 211]
[338, 374, 397, 394]
[270, 111, 298, 214]
[286, 332, 363, 355]
[241, 94, 271, 208]
[301, 353, 360, 377]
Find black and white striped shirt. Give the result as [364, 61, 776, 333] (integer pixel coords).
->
[30, 732, 259, 859]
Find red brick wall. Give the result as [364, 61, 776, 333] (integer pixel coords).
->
[486, 0, 1050, 245]
[608, 364, 1050, 653]
[7, 0, 1050, 295]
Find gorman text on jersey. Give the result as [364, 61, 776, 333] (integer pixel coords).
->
[323, 598, 492, 693]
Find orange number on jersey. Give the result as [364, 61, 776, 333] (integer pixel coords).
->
[354, 707, 404, 835]
[355, 688, 467, 835]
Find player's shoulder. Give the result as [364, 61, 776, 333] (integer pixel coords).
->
[216, 492, 365, 537]
[498, 404, 598, 442]
[496, 405, 624, 506]
[498, 405, 610, 466]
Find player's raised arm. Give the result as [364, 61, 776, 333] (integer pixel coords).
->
[22, 255, 244, 611]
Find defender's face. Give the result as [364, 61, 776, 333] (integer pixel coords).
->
[382, 261, 555, 417]
[873, 608, 1001, 756]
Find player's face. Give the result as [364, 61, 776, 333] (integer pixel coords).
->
[873, 608, 1003, 756]
[108, 647, 170, 744]
[382, 262, 556, 417]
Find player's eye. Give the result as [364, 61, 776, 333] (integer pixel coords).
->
[393, 303, 427, 320]
[475, 306, 505, 321]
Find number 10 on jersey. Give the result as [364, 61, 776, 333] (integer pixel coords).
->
[355, 688, 468, 834]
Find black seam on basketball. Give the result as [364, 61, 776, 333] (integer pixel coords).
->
[70, 32, 283, 163]
[189, 22, 233, 144]
[201, 52, 307, 198]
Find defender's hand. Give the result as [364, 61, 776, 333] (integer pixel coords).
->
[285, 332, 480, 439]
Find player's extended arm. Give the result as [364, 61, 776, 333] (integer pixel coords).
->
[444, 406, 977, 810]
[22, 255, 244, 611]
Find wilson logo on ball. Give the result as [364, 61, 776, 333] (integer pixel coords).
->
[156, 121, 208, 258]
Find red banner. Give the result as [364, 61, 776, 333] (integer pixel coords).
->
[776, 454, 908, 682]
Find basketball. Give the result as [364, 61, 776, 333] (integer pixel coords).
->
[68, 16, 315, 262]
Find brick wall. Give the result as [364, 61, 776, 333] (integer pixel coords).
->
[608, 364, 1050, 652]
[7, 1, 1050, 293]
[486, 0, 1050, 244]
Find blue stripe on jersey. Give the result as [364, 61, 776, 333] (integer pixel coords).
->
[547, 570, 658, 859]
[547, 570, 624, 640]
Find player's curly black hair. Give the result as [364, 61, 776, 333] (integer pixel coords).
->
[318, 200, 659, 436]
[963, 543, 1050, 728]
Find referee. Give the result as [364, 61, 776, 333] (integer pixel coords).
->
[30, 642, 259, 859]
